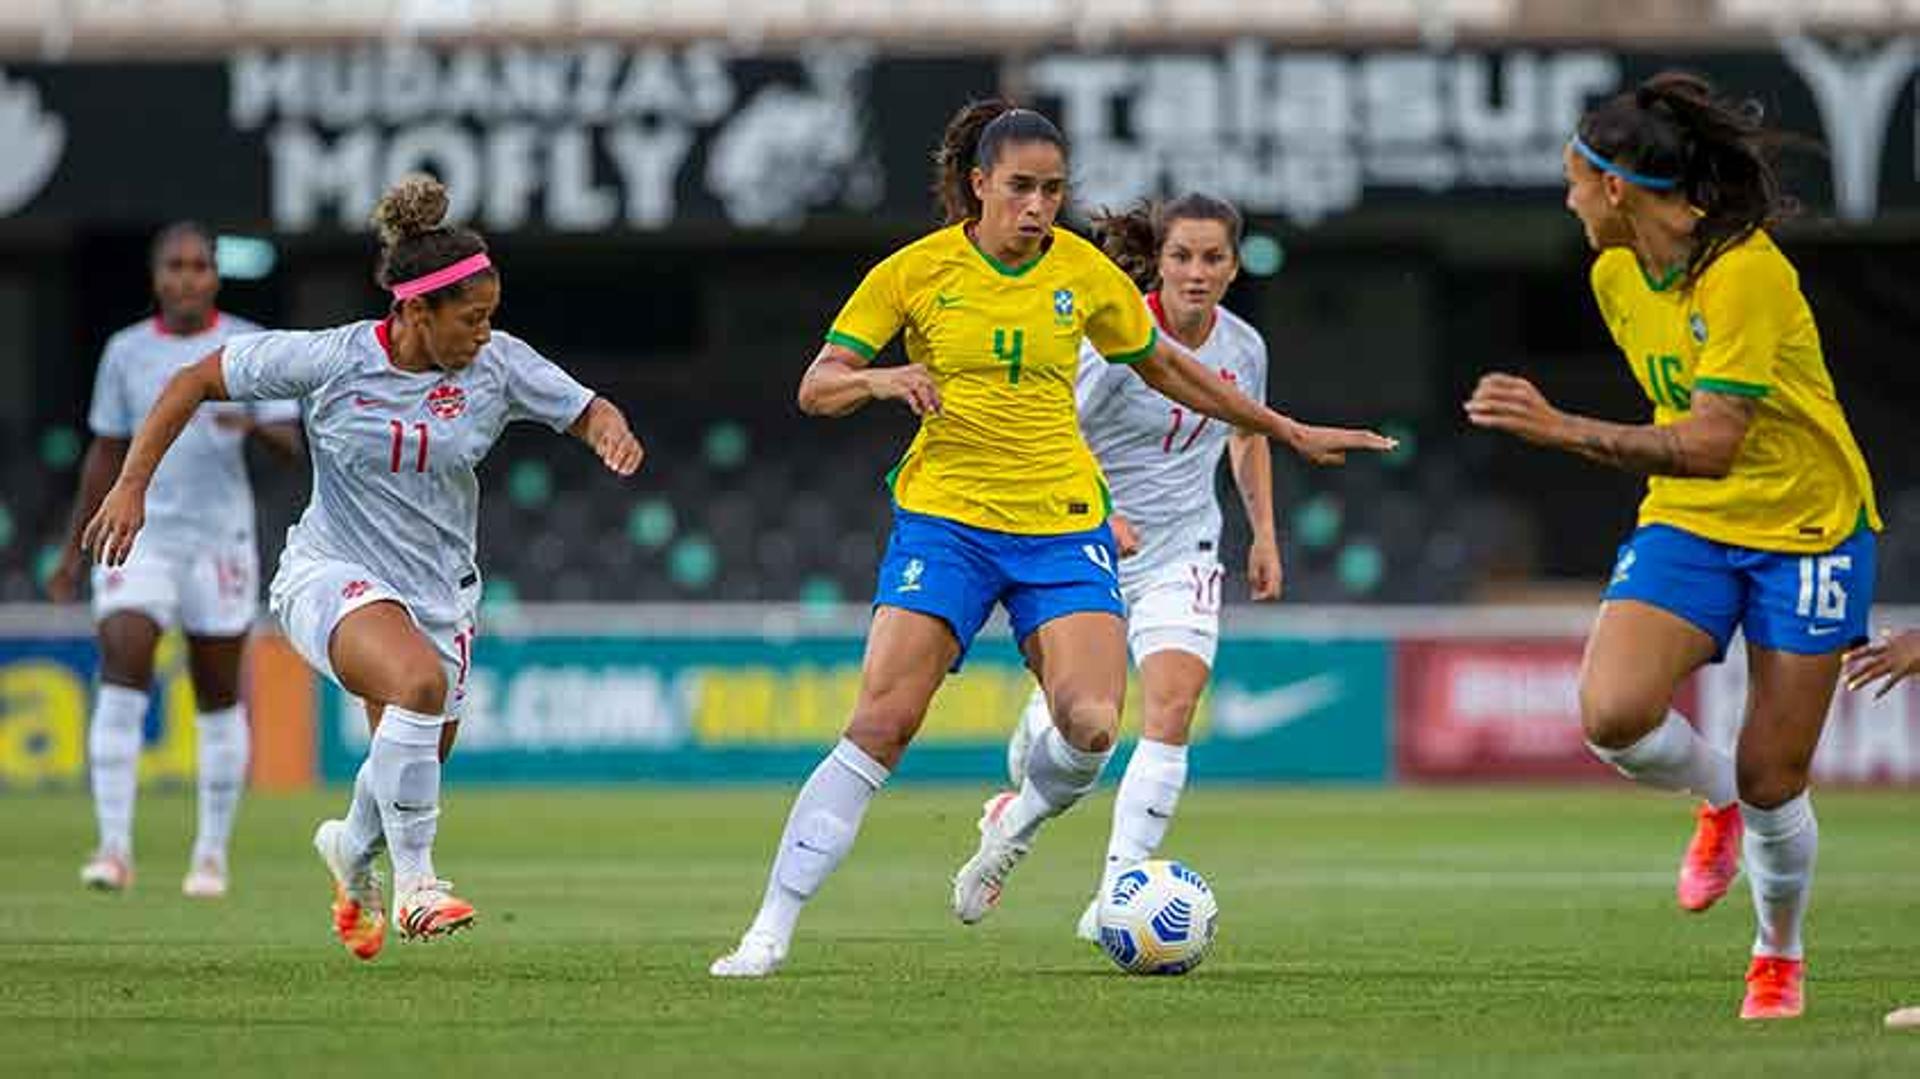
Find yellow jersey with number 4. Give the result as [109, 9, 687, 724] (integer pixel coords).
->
[826, 224, 1157, 535]
[1590, 230, 1879, 553]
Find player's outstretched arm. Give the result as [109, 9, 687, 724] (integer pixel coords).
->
[1133, 336, 1395, 466]
[47, 435, 129, 600]
[82, 351, 228, 567]
[797, 343, 940, 419]
[1845, 629, 1920, 699]
[569, 397, 644, 476]
[1464, 372, 1753, 478]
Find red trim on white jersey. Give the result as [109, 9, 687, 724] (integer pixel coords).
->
[151, 311, 222, 338]
[1147, 291, 1217, 348]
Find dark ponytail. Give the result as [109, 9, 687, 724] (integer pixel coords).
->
[1092, 193, 1245, 292]
[370, 173, 492, 305]
[932, 99, 1068, 225]
[1577, 71, 1800, 286]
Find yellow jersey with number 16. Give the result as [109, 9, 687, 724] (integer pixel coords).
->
[1590, 230, 1879, 554]
[826, 224, 1157, 535]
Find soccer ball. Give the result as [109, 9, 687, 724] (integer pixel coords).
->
[1095, 859, 1218, 976]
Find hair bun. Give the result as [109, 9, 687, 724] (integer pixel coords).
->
[370, 174, 449, 247]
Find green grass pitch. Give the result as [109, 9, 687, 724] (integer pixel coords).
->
[5, 786, 1920, 1076]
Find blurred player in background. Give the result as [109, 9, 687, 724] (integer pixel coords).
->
[710, 100, 1392, 978]
[82, 175, 643, 959]
[1467, 73, 1879, 1020]
[50, 222, 302, 899]
[1840, 627, 1920, 1030]
[1004, 193, 1280, 943]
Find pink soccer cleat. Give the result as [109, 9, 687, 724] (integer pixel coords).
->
[1678, 801, 1742, 912]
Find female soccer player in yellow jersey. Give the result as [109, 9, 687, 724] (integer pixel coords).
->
[1467, 73, 1880, 1021]
[711, 101, 1394, 978]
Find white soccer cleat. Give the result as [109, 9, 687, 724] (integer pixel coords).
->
[1006, 690, 1052, 788]
[80, 850, 133, 892]
[1075, 896, 1101, 943]
[313, 820, 383, 908]
[709, 932, 787, 978]
[181, 857, 228, 899]
[952, 792, 1030, 925]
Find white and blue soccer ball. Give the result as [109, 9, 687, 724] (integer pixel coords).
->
[1096, 859, 1218, 976]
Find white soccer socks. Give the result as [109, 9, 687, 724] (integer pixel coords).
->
[88, 684, 148, 858]
[1742, 793, 1817, 960]
[744, 738, 890, 952]
[190, 705, 249, 868]
[1002, 726, 1114, 845]
[368, 707, 444, 890]
[343, 758, 389, 863]
[1104, 738, 1189, 890]
[1589, 710, 1737, 807]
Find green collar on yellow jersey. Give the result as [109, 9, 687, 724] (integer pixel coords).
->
[1639, 260, 1685, 293]
[966, 228, 1049, 278]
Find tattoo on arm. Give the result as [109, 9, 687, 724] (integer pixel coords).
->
[1567, 393, 1754, 478]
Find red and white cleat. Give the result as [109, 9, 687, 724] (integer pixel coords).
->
[1739, 956, 1805, 1021]
[395, 880, 476, 941]
[181, 857, 228, 899]
[1678, 801, 1742, 912]
[951, 792, 1029, 925]
[80, 850, 134, 893]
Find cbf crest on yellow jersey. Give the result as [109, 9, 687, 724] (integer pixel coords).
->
[826, 224, 1157, 535]
[1590, 230, 1879, 553]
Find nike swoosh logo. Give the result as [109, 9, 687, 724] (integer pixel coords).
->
[1211, 673, 1344, 738]
[794, 840, 829, 854]
[391, 801, 435, 812]
[353, 395, 380, 407]
[1808, 625, 1841, 636]
[1145, 808, 1171, 820]
[936, 293, 962, 308]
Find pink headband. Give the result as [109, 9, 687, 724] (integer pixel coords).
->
[390, 252, 493, 301]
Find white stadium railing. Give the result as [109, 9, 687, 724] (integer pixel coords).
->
[46, 0, 1920, 57]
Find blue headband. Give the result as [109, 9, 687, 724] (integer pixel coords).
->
[1570, 134, 1680, 191]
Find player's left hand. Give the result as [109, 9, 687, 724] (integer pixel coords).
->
[1464, 373, 1568, 446]
[1248, 536, 1283, 601]
[81, 480, 146, 568]
[1288, 423, 1397, 466]
[1845, 629, 1920, 699]
[580, 399, 644, 476]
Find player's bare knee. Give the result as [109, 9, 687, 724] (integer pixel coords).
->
[1578, 682, 1663, 751]
[1053, 694, 1119, 753]
[1736, 762, 1808, 810]
[392, 663, 449, 716]
[844, 705, 917, 767]
[1143, 688, 1202, 741]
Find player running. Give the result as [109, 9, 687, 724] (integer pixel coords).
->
[50, 222, 301, 898]
[82, 175, 642, 959]
[710, 101, 1393, 978]
[1467, 73, 1879, 1020]
[1004, 193, 1280, 942]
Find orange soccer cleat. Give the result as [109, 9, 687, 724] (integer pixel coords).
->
[395, 881, 476, 941]
[313, 820, 386, 961]
[1678, 801, 1742, 912]
[1740, 956, 1805, 1020]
